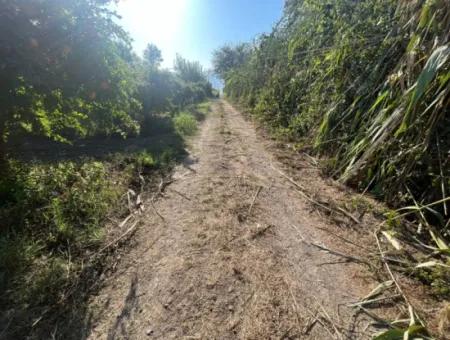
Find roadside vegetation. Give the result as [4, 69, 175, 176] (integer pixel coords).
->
[214, 0, 449, 336]
[0, 0, 212, 337]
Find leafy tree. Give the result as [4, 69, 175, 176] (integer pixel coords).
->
[0, 0, 141, 171]
[0, 1, 214, 175]
[137, 47, 213, 132]
[174, 54, 206, 83]
[212, 43, 252, 79]
[143, 43, 163, 68]
[140, 68, 178, 113]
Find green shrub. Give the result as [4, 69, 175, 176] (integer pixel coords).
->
[135, 151, 156, 168]
[0, 143, 184, 322]
[196, 101, 211, 114]
[23, 161, 117, 245]
[415, 263, 450, 297]
[173, 112, 198, 136]
[0, 160, 121, 315]
[216, 0, 450, 241]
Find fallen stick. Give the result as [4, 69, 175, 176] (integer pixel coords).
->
[360, 280, 394, 301]
[127, 189, 133, 213]
[95, 220, 139, 256]
[249, 224, 273, 239]
[169, 188, 192, 201]
[302, 317, 318, 335]
[291, 225, 368, 265]
[31, 308, 49, 328]
[248, 185, 262, 216]
[119, 213, 134, 228]
[318, 260, 353, 266]
[358, 307, 392, 327]
[284, 278, 302, 329]
[374, 232, 427, 329]
[303, 152, 319, 166]
[296, 189, 360, 224]
[150, 200, 165, 221]
[316, 227, 371, 251]
[271, 163, 307, 191]
[336, 207, 361, 224]
[304, 239, 369, 265]
[348, 294, 401, 307]
[148, 177, 173, 221]
[315, 299, 343, 340]
[304, 306, 338, 339]
[273, 164, 359, 224]
[152, 177, 173, 201]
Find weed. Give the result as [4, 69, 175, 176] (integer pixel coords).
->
[0, 143, 182, 338]
[173, 112, 198, 136]
[415, 263, 450, 297]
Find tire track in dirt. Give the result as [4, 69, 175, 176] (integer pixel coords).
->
[87, 100, 377, 339]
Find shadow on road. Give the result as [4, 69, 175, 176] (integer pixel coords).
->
[107, 273, 140, 340]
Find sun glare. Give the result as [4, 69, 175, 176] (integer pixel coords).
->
[114, 0, 188, 66]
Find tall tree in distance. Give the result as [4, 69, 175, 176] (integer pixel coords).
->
[212, 43, 251, 79]
[143, 43, 163, 68]
[174, 54, 206, 83]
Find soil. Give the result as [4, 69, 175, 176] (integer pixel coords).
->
[85, 100, 407, 339]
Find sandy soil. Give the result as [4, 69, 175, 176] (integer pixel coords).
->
[86, 100, 385, 339]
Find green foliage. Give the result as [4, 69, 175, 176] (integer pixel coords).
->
[415, 262, 450, 296]
[0, 160, 119, 304]
[0, 1, 214, 170]
[0, 0, 141, 148]
[135, 151, 156, 168]
[173, 112, 198, 136]
[212, 43, 252, 79]
[0, 160, 117, 252]
[144, 43, 163, 68]
[216, 0, 450, 239]
[373, 324, 426, 340]
[196, 101, 212, 116]
[174, 54, 207, 83]
[0, 140, 186, 337]
[138, 53, 213, 121]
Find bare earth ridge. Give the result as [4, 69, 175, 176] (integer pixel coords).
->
[88, 100, 383, 339]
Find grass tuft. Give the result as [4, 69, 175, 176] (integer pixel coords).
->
[173, 111, 198, 136]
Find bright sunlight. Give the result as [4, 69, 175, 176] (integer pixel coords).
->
[114, 0, 188, 67]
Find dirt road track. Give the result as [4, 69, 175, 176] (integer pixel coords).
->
[88, 100, 378, 339]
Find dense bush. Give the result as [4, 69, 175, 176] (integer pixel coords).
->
[0, 160, 118, 304]
[0, 2, 213, 170]
[214, 0, 450, 244]
[0, 139, 192, 337]
[173, 112, 199, 136]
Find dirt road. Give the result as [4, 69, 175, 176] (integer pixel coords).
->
[88, 100, 378, 339]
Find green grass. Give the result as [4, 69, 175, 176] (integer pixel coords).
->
[173, 100, 211, 136]
[0, 159, 122, 335]
[173, 111, 199, 136]
[0, 144, 184, 338]
[196, 101, 211, 115]
[0, 160, 121, 295]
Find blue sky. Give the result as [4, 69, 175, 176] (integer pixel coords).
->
[113, 0, 284, 70]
